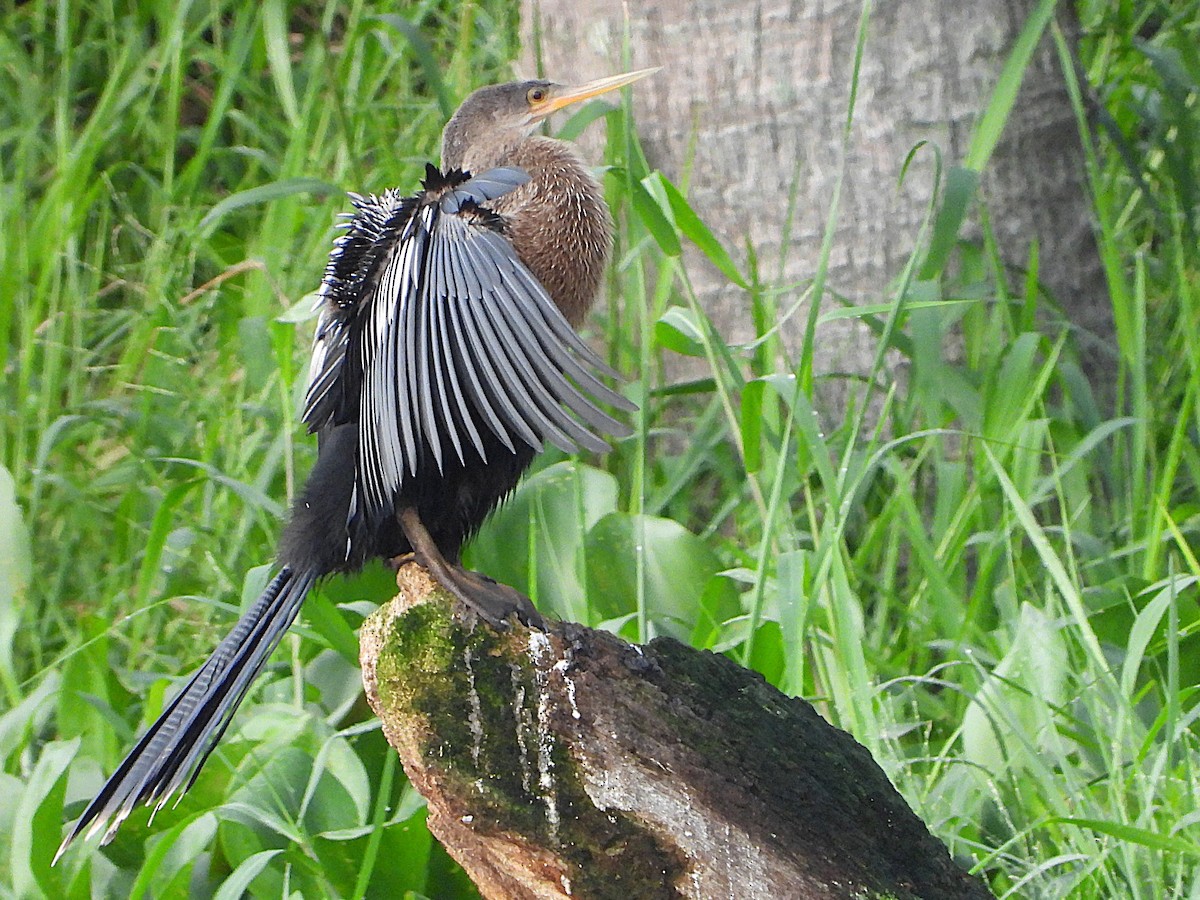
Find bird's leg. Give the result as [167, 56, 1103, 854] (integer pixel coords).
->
[384, 552, 416, 572]
[396, 507, 544, 629]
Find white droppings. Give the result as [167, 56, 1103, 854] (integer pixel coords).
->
[511, 665, 533, 793]
[564, 674, 580, 720]
[528, 631, 560, 842]
[553, 656, 581, 720]
[560, 874, 573, 895]
[463, 644, 483, 769]
[528, 629, 552, 663]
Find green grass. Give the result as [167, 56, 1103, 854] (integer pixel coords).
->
[2, 0, 1199, 897]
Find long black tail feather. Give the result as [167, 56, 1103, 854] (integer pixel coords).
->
[56, 567, 317, 861]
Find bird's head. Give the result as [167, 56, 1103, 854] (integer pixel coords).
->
[441, 68, 659, 173]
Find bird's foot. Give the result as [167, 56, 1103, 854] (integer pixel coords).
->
[385, 552, 416, 572]
[445, 566, 546, 631]
[396, 506, 545, 630]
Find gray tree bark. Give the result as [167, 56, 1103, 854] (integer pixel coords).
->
[522, 0, 1110, 390]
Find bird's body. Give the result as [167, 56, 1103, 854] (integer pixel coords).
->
[493, 138, 614, 326]
[58, 68, 655, 858]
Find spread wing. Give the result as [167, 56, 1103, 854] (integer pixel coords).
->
[302, 165, 634, 520]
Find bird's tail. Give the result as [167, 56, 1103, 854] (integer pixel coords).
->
[55, 566, 317, 861]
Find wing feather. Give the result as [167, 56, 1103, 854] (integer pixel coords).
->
[302, 312, 350, 428]
[488, 240, 635, 415]
[445, 282, 513, 453]
[398, 213, 427, 476]
[503, 254, 627, 382]
[478, 270, 606, 451]
[452, 226, 579, 450]
[412, 212, 444, 472]
[487, 271, 628, 438]
[452, 272, 545, 451]
[303, 167, 633, 522]
[426, 228, 468, 466]
[363, 238, 403, 512]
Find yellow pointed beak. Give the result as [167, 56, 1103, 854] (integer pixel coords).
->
[536, 67, 660, 119]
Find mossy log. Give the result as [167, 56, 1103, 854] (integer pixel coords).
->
[359, 563, 992, 900]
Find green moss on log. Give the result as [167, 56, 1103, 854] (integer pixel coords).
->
[368, 593, 686, 898]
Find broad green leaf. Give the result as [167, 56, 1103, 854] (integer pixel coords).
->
[584, 512, 738, 640]
[467, 462, 619, 623]
[629, 179, 681, 257]
[962, 603, 1067, 773]
[0, 673, 58, 764]
[277, 292, 321, 324]
[262, 0, 300, 127]
[129, 813, 219, 900]
[303, 590, 361, 666]
[654, 306, 705, 357]
[964, 0, 1058, 171]
[1050, 818, 1200, 857]
[652, 173, 748, 288]
[10, 739, 77, 898]
[817, 297, 976, 323]
[1122, 576, 1196, 697]
[555, 100, 618, 143]
[213, 849, 284, 900]
[983, 332, 1040, 441]
[238, 315, 276, 393]
[740, 379, 765, 475]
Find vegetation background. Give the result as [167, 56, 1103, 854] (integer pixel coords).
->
[2, 1, 1198, 897]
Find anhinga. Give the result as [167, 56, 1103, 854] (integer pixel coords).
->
[57, 67, 657, 858]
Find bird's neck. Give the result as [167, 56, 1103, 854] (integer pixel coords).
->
[450, 132, 522, 176]
[491, 137, 613, 326]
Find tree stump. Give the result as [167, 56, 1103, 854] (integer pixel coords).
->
[359, 563, 992, 899]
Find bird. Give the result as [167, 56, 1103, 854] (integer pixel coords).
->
[56, 67, 657, 860]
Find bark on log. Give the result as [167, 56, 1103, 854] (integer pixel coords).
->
[360, 563, 992, 900]
[521, 0, 1113, 394]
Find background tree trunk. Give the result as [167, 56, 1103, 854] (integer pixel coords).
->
[522, 0, 1110, 391]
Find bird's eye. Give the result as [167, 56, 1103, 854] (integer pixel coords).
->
[527, 87, 547, 103]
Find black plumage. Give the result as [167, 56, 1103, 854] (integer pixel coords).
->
[56, 68, 655, 859]
[298, 163, 631, 568]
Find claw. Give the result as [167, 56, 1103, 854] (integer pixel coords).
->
[453, 569, 546, 630]
[396, 507, 545, 630]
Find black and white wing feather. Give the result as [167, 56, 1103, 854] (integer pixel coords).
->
[302, 165, 634, 521]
